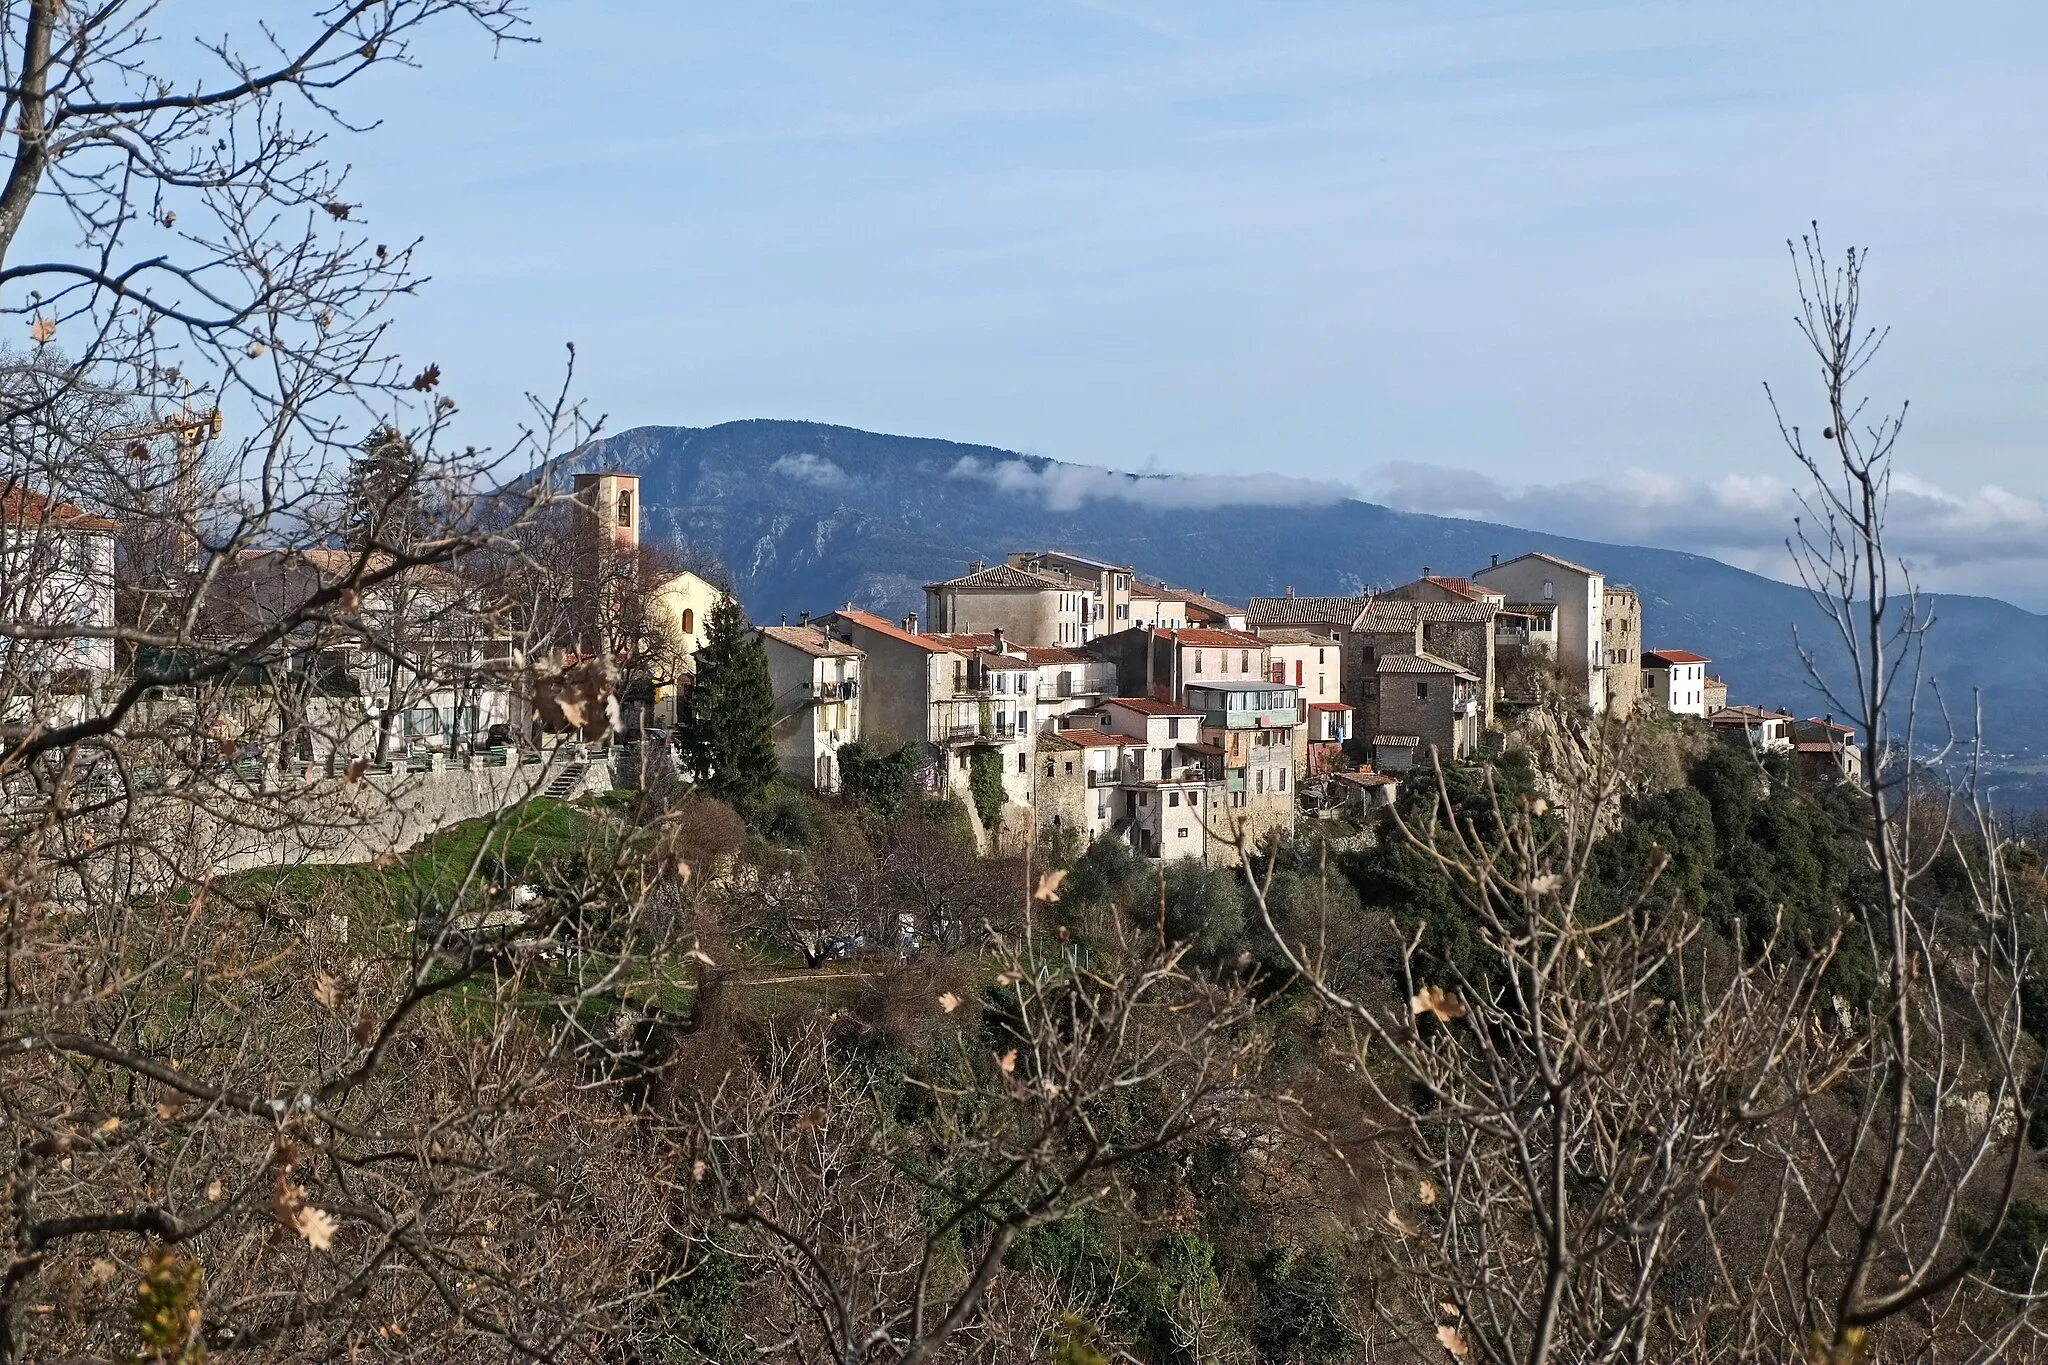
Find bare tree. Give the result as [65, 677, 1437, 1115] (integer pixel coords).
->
[0, 6, 745, 1361]
[675, 899, 1261, 1365]
[1245, 233, 2043, 1364]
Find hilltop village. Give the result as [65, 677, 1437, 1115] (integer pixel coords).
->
[7, 461, 1863, 867]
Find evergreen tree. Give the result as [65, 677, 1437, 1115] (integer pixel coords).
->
[678, 595, 778, 811]
[341, 424, 431, 552]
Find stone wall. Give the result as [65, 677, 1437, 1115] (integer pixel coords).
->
[105, 748, 616, 889]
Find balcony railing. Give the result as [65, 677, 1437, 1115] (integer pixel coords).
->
[814, 680, 858, 701]
[939, 721, 1019, 743]
[1198, 706, 1299, 731]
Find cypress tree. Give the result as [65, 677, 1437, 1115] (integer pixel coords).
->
[678, 595, 778, 811]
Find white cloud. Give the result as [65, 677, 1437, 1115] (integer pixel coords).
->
[770, 452, 849, 487]
[1366, 461, 2048, 609]
[949, 455, 1350, 512]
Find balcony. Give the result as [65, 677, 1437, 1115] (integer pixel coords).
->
[813, 679, 858, 701]
[1184, 683, 1299, 732]
[939, 721, 1019, 744]
[1086, 769, 1118, 788]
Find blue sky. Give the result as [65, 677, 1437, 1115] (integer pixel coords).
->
[339, 1, 2048, 601]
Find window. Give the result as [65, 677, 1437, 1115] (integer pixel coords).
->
[1294, 660, 1303, 685]
[680, 607, 694, 634]
[1239, 650, 1250, 673]
[1317, 648, 1325, 665]
[1017, 752, 1027, 773]
[1542, 580, 1555, 600]
[1188, 791, 1199, 806]
[1417, 680, 1430, 701]
[1256, 769, 1265, 794]
[1044, 760, 1055, 778]
[1167, 718, 1181, 740]
[1192, 650, 1203, 675]
[1064, 760, 1074, 774]
[1279, 769, 1288, 791]
[617, 490, 633, 527]
[1169, 791, 1180, 807]
[1017, 710, 1028, 732]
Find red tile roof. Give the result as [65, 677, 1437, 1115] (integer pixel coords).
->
[1644, 648, 1711, 665]
[1020, 646, 1091, 664]
[1, 485, 121, 533]
[828, 608, 959, 653]
[1051, 728, 1144, 746]
[1308, 701, 1353, 712]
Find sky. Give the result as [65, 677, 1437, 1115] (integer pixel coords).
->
[326, 2, 2048, 604]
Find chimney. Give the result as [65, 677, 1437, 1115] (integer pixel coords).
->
[968, 559, 985, 574]
[1422, 566, 1430, 579]
[993, 626, 1006, 652]
[779, 614, 787, 626]
[903, 611, 919, 634]
[799, 610, 810, 627]
[1285, 586, 1294, 597]
[1490, 553, 1500, 568]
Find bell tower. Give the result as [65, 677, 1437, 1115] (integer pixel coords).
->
[572, 471, 639, 552]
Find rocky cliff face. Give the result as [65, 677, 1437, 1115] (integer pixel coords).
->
[566, 419, 2048, 774]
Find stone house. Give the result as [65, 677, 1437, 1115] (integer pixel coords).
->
[1034, 727, 1142, 845]
[1601, 585, 1643, 714]
[759, 624, 862, 792]
[1472, 551, 1608, 712]
[923, 560, 1098, 646]
[1703, 676, 1729, 712]
[1372, 652, 1482, 766]
[1354, 598, 1499, 731]
[1642, 648, 1712, 717]
[1255, 627, 1351, 776]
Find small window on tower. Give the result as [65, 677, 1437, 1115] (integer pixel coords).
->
[617, 489, 633, 527]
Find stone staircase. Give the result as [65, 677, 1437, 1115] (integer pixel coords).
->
[542, 761, 589, 800]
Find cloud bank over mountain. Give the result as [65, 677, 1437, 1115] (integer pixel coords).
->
[1367, 463, 2048, 609]
[948, 455, 1352, 513]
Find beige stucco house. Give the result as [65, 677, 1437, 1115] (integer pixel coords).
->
[923, 560, 1098, 646]
[1472, 551, 1608, 713]
[760, 624, 863, 792]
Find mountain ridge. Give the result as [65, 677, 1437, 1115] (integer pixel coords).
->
[570, 419, 2048, 772]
